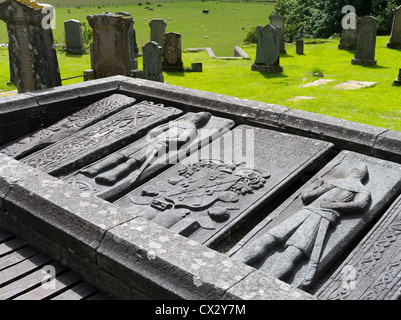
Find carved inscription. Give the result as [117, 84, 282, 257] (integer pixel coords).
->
[114, 126, 333, 247]
[229, 151, 401, 290]
[21, 101, 182, 176]
[63, 112, 235, 201]
[0, 94, 137, 159]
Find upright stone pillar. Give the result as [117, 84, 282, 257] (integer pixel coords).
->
[352, 16, 377, 66]
[149, 19, 167, 53]
[387, 5, 401, 49]
[394, 68, 401, 86]
[64, 19, 84, 54]
[269, 15, 286, 54]
[142, 41, 164, 82]
[338, 13, 358, 49]
[0, 0, 62, 93]
[162, 32, 184, 72]
[116, 11, 139, 70]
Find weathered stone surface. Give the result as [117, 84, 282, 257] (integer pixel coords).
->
[87, 13, 132, 79]
[334, 81, 378, 90]
[116, 11, 139, 70]
[372, 129, 401, 163]
[142, 41, 164, 82]
[352, 16, 377, 66]
[339, 13, 358, 50]
[387, 6, 401, 49]
[269, 15, 286, 54]
[317, 194, 401, 300]
[234, 46, 250, 59]
[0, 94, 137, 159]
[114, 125, 333, 247]
[63, 112, 235, 201]
[299, 79, 334, 88]
[162, 32, 184, 72]
[149, 19, 167, 53]
[296, 39, 304, 55]
[21, 101, 182, 176]
[0, 0, 61, 93]
[64, 19, 84, 54]
[394, 68, 401, 86]
[229, 151, 401, 290]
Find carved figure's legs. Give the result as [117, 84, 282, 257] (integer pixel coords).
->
[95, 158, 142, 185]
[241, 233, 276, 266]
[270, 245, 303, 281]
[81, 153, 126, 177]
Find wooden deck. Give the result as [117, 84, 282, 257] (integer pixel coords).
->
[0, 229, 113, 300]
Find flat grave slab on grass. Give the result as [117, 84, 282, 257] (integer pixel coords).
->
[334, 81, 379, 90]
[299, 79, 335, 88]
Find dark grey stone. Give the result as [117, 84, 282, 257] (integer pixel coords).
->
[387, 5, 401, 49]
[114, 125, 333, 247]
[394, 68, 401, 86]
[352, 16, 377, 66]
[64, 19, 84, 54]
[296, 39, 304, 55]
[191, 63, 203, 72]
[116, 11, 139, 70]
[0, 94, 137, 159]
[149, 19, 167, 53]
[269, 15, 286, 54]
[142, 41, 164, 82]
[338, 13, 358, 50]
[162, 32, 184, 72]
[372, 129, 401, 163]
[20, 101, 182, 176]
[228, 150, 401, 290]
[63, 112, 235, 201]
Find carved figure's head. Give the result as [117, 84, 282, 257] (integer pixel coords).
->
[349, 164, 369, 183]
[191, 112, 212, 128]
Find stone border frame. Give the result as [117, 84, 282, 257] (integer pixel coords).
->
[0, 75, 400, 299]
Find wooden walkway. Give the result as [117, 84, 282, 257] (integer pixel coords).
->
[0, 229, 113, 300]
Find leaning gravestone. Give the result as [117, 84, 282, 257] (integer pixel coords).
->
[143, 41, 164, 82]
[352, 16, 377, 66]
[0, 94, 137, 159]
[64, 19, 84, 54]
[0, 0, 61, 93]
[87, 13, 132, 79]
[338, 13, 358, 50]
[317, 194, 401, 300]
[149, 19, 167, 53]
[114, 126, 333, 247]
[21, 102, 182, 176]
[63, 112, 235, 201]
[228, 150, 401, 291]
[162, 32, 184, 72]
[251, 24, 283, 73]
[387, 5, 401, 49]
[269, 15, 286, 54]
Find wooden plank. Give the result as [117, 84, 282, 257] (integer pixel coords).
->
[0, 230, 14, 243]
[0, 246, 39, 271]
[0, 261, 66, 300]
[0, 252, 52, 287]
[14, 271, 82, 300]
[0, 238, 27, 256]
[51, 281, 98, 300]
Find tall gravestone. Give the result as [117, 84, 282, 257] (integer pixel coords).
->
[387, 5, 401, 49]
[251, 24, 283, 73]
[0, 0, 62, 93]
[352, 16, 377, 66]
[149, 19, 167, 53]
[116, 11, 139, 70]
[87, 13, 132, 79]
[269, 15, 286, 54]
[162, 32, 184, 72]
[338, 13, 358, 50]
[394, 68, 401, 86]
[64, 19, 84, 54]
[143, 41, 164, 82]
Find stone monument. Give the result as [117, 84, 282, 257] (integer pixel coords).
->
[116, 12, 139, 70]
[87, 13, 132, 79]
[64, 19, 84, 54]
[149, 19, 167, 53]
[295, 27, 304, 55]
[338, 13, 358, 50]
[387, 5, 401, 49]
[351, 16, 377, 66]
[162, 32, 184, 72]
[394, 68, 401, 86]
[251, 24, 283, 73]
[142, 41, 164, 82]
[269, 15, 286, 54]
[0, 0, 62, 93]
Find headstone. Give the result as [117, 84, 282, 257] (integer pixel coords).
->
[142, 41, 164, 82]
[149, 19, 167, 53]
[191, 63, 202, 72]
[228, 150, 401, 290]
[116, 12, 139, 70]
[64, 19, 84, 54]
[387, 5, 401, 49]
[351, 16, 377, 66]
[394, 68, 401, 86]
[251, 24, 283, 73]
[0, 0, 62, 93]
[0, 94, 137, 159]
[87, 13, 132, 79]
[21, 102, 182, 176]
[316, 194, 401, 300]
[269, 15, 286, 54]
[114, 126, 333, 247]
[162, 32, 184, 72]
[63, 113, 235, 201]
[296, 40, 304, 55]
[338, 13, 358, 50]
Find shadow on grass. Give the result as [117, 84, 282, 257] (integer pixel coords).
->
[255, 71, 289, 79]
[358, 64, 389, 70]
[164, 71, 186, 77]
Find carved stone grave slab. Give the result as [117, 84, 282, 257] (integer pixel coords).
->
[228, 150, 401, 291]
[63, 112, 235, 201]
[316, 194, 401, 300]
[114, 125, 333, 247]
[0, 94, 137, 159]
[20, 101, 183, 176]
